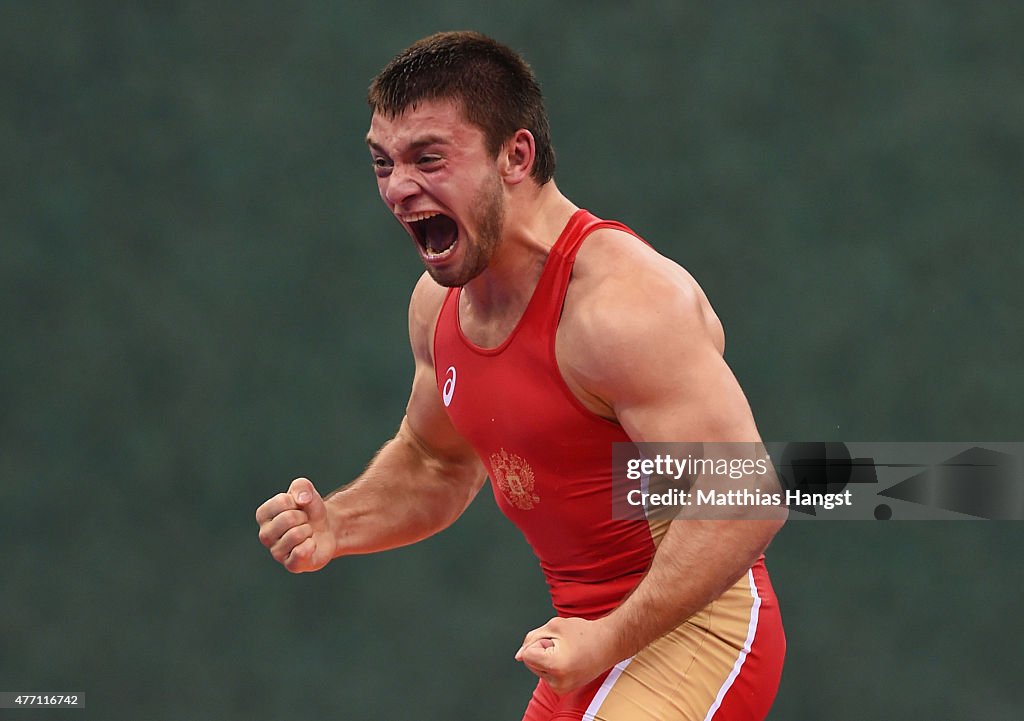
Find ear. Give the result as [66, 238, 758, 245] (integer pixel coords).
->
[499, 129, 536, 185]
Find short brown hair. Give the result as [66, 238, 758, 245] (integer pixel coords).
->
[367, 31, 556, 184]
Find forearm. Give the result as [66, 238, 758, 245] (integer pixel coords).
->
[602, 517, 783, 661]
[600, 435, 785, 661]
[324, 418, 485, 556]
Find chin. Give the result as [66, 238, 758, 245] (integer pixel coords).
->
[425, 266, 470, 288]
[425, 258, 487, 288]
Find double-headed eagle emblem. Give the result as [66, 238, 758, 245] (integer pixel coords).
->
[490, 448, 540, 510]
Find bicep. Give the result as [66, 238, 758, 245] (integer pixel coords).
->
[615, 340, 760, 444]
[589, 276, 781, 516]
[570, 267, 761, 445]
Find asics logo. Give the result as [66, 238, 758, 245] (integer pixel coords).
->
[442, 366, 457, 407]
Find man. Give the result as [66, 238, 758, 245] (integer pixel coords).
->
[256, 31, 786, 720]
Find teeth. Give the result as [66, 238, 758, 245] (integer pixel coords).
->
[399, 210, 441, 223]
[424, 242, 456, 259]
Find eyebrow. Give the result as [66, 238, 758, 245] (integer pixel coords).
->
[365, 134, 450, 154]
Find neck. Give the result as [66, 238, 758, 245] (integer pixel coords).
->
[461, 181, 578, 317]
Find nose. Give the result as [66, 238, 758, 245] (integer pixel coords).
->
[383, 163, 420, 207]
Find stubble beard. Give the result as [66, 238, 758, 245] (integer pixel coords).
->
[427, 174, 505, 288]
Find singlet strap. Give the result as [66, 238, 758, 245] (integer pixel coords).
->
[529, 209, 644, 336]
[434, 209, 645, 353]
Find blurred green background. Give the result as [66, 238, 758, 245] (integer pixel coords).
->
[3, 1, 1022, 719]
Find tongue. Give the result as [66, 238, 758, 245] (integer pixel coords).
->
[423, 215, 457, 254]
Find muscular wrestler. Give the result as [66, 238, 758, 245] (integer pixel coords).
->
[256, 31, 786, 720]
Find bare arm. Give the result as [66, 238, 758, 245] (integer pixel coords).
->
[256, 273, 486, 572]
[517, 233, 785, 691]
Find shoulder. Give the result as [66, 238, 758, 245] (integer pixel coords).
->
[565, 226, 725, 354]
[557, 227, 731, 425]
[408, 272, 450, 363]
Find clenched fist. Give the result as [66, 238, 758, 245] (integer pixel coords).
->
[515, 616, 622, 695]
[256, 477, 337, 573]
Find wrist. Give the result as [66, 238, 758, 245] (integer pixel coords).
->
[320, 494, 348, 556]
[594, 611, 639, 665]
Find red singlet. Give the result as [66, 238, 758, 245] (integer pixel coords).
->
[433, 210, 784, 721]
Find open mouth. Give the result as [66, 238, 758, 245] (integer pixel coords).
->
[406, 211, 458, 260]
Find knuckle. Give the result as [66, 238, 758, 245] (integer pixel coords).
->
[256, 493, 290, 523]
[284, 550, 307, 573]
[281, 524, 311, 548]
[271, 492, 291, 508]
[271, 540, 292, 562]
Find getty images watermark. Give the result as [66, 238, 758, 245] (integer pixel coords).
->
[611, 442, 1024, 521]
